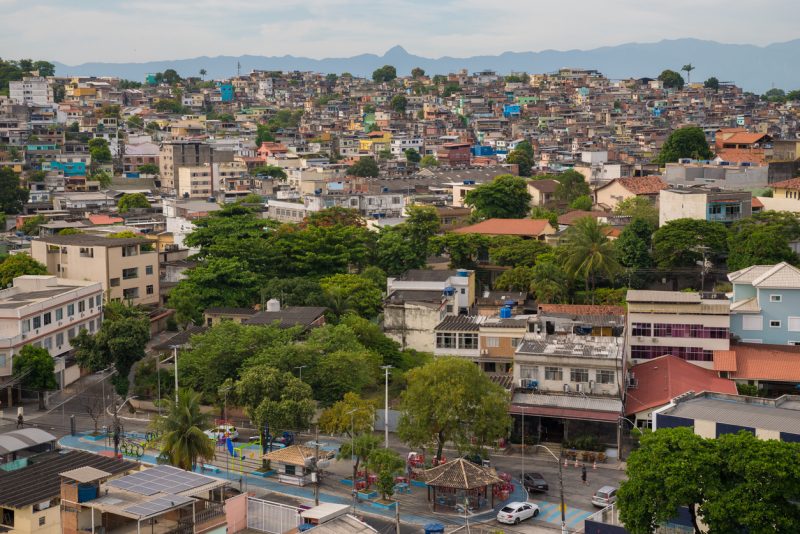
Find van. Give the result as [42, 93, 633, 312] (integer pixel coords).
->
[591, 485, 617, 507]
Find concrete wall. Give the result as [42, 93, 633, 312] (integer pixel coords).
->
[659, 190, 707, 226]
[383, 303, 442, 352]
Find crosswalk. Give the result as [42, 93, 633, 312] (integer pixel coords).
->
[529, 500, 594, 529]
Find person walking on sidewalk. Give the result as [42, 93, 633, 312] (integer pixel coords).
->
[16, 414, 23, 429]
[581, 464, 588, 486]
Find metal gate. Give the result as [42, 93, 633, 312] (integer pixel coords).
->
[246, 497, 302, 533]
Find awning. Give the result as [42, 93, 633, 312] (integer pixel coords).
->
[509, 404, 620, 423]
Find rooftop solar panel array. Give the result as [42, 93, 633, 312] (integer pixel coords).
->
[124, 494, 193, 518]
[107, 465, 212, 496]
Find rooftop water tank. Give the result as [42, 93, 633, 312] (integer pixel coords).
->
[500, 306, 512, 319]
[266, 299, 280, 312]
[456, 269, 469, 277]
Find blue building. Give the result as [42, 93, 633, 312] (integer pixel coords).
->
[471, 145, 495, 157]
[217, 82, 234, 102]
[46, 160, 87, 176]
[728, 262, 800, 345]
[502, 104, 520, 118]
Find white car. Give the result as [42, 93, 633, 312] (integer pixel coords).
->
[204, 425, 238, 441]
[496, 501, 540, 524]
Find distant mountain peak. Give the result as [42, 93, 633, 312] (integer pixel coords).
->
[383, 45, 409, 57]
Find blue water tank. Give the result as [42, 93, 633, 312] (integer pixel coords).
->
[443, 286, 455, 296]
[457, 269, 469, 277]
[424, 524, 445, 534]
[77, 484, 98, 503]
[500, 306, 512, 319]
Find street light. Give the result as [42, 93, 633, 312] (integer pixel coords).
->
[380, 365, 392, 449]
[164, 345, 180, 403]
[294, 365, 308, 382]
[346, 408, 358, 514]
[534, 444, 566, 534]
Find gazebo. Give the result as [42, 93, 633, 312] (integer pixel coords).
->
[420, 458, 503, 513]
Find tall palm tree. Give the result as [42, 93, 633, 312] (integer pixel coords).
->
[199, 68, 207, 80]
[560, 217, 620, 303]
[154, 389, 215, 471]
[682, 64, 695, 85]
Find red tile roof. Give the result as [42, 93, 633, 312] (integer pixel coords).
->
[751, 197, 764, 208]
[769, 177, 800, 191]
[88, 214, 124, 225]
[712, 351, 737, 372]
[557, 210, 607, 226]
[528, 179, 560, 193]
[715, 343, 800, 382]
[615, 176, 667, 195]
[716, 130, 770, 145]
[538, 304, 626, 316]
[453, 218, 554, 237]
[625, 355, 737, 416]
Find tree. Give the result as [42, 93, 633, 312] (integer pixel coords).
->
[32, 61, 55, 77]
[240, 193, 263, 204]
[117, 193, 150, 213]
[376, 227, 425, 275]
[260, 277, 326, 307]
[616, 218, 655, 288]
[658, 69, 685, 90]
[420, 155, 439, 168]
[704, 77, 720, 91]
[561, 217, 620, 297]
[404, 148, 421, 164]
[530, 206, 559, 226]
[0, 167, 28, 214]
[398, 357, 511, 460]
[251, 165, 287, 180]
[506, 150, 532, 177]
[90, 170, 112, 188]
[154, 389, 215, 470]
[411, 67, 425, 79]
[493, 266, 535, 293]
[372, 65, 397, 83]
[653, 218, 728, 269]
[318, 392, 375, 436]
[570, 194, 593, 211]
[347, 156, 379, 178]
[465, 174, 532, 219]
[0, 254, 47, 287]
[618, 427, 718, 534]
[161, 69, 182, 85]
[431, 232, 490, 269]
[530, 252, 569, 303]
[614, 196, 659, 227]
[489, 236, 550, 267]
[88, 137, 112, 165]
[13, 345, 58, 410]
[763, 88, 787, 103]
[390, 94, 407, 113]
[727, 223, 797, 270]
[681, 64, 695, 84]
[656, 126, 714, 164]
[319, 274, 383, 319]
[20, 214, 45, 235]
[199, 68, 207, 80]
[338, 434, 381, 481]
[554, 169, 591, 205]
[137, 163, 158, 175]
[366, 448, 405, 499]
[255, 124, 276, 145]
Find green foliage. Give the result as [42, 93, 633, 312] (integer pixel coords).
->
[420, 155, 439, 168]
[616, 218, 655, 288]
[0, 254, 47, 287]
[493, 266, 535, 293]
[132, 357, 174, 400]
[404, 148, 421, 163]
[504, 73, 530, 84]
[530, 252, 569, 303]
[72, 301, 150, 396]
[338, 434, 381, 476]
[251, 165, 287, 180]
[320, 273, 383, 319]
[554, 170, 591, 205]
[465, 174, 532, 219]
[137, 163, 158, 175]
[13, 345, 58, 409]
[27, 170, 46, 182]
[235, 366, 315, 434]
[0, 58, 54, 92]
[727, 211, 800, 271]
[506, 149, 533, 177]
[89, 170, 112, 187]
[153, 389, 215, 471]
[574, 287, 627, 305]
[442, 83, 461, 97]
[431, 232, 490, 269]
[411, 67, 425, 79]
[117, 193, 150, 213]
[260, 277, 326, 307]
[390, 94, 407, 113]
[0, 167, 28, 214]
[658, 69, 685, 89]
[372, 65, 397, 83]
[560, 217, 620, 294]
[57, 228, 82, 235]
[154, 99, 185, 113]
[366, 448, 405, 499]
[762, 88, 787, 103]
[376, 227, 423, 275]
[614, 196, 659, 227]
[318, 392, 376, 436]
[255, 124, 276, 145]
[530, 206, 559, 226]
[570, 194, 593, 211]
[398, 357, 511, 460]
[489, 236, 550, 267]
[656, 126, 713, 164]
[88, 137, 112, 164]
[653, 218, 728, 269]
[735, 383, 764, 397]
[348, 156, 379, 177]
[704, 77, 720, 91]
[20, 214, 45, 236]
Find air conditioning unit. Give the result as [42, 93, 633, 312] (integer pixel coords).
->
[481, 349, 489, 355]
[589, 380, 595, 391]
[651, 338, 658, 343]
[627, 378, 639, 389]
[576, 383, 583, 393]
[563, 383, 571, 393]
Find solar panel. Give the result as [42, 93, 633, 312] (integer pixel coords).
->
[107, 465, 213, 496]
[124, 494, 194, 518]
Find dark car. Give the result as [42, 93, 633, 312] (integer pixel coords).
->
[522, 472, 549, 492]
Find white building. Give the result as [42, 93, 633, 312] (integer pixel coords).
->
[0, 275, 103, 385]
[9, 77, 53, 106]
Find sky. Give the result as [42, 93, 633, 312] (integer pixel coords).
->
[1, 0, 796, 64]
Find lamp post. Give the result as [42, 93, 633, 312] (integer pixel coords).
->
[294, 365, 308, 382]
[346, 408, 357, 514]
[380, 365, 392, 449]
[165, 345, 180, 403]
[535, 444, 566, 534]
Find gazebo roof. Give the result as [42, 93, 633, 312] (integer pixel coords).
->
[420, 458, 502, 490]
[262, 445, 318, 466]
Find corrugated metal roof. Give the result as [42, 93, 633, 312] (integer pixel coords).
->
[626, 290, 700, 303]
[434, 315, 480, 332]
[512, 392, 622, 412]
[0, 428, 56, 455]
[665, 397, 800, 434]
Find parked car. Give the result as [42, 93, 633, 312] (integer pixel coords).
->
[496, 501, 540, 524]
[204, 425, 238, 441]
[522, 472, 549, 492]
[591, 485, 618, 507]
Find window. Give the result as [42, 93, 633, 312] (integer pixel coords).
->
[68, 328, 76, 340]
[78, 300, 85, 312]
[742, 315, 763, 331]
[67, 303, 75, 316]
[33, 316, 41, 329]
[788, 317, 800, 332]
[145, 265, 154, 275]
[38, 517, 45, 527]
[122, 267, 138, 280]
[43, 337, 52, 350]
[146, 285, 154, 295]
[110, 277, 120, 287]
[631, 322, 651, 336]
[460, 288, 465, 294]
[43, 312, 51, 326]
[520, 366, 538, 379]
[2, 508, 14, 528]
[770, 294, 782, 302]
[596, 370, 616, 384]
[770, 320, 782, 328]
[284, 465, 296, 476]
[122, 245, 138, 257]
[22, 319, 30, 334]
[485, 337, 500, 348]
[511, 338, 522, 348]
[0, 354, 6, 368]
[570, 368, 589, 383]
[79, 247, 94, 258]
[544, 367, 562, 381]
[123, 287, 139, 300]
[96, 295, 103, 307]
[56, 333, 64, 346]
[55, 308, 63, 321]
[459, 333, 478, 349]
[436, 332, 456, 349]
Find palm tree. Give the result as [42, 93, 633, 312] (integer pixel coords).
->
[154, 389, 215, 471]
[530, 255, 568, 304]
[560, 217, 620, 303]
[199, 68, 207, 80]
[682, 64, 695, 85]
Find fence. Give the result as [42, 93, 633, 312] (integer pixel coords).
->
[246, 497, 302, 533]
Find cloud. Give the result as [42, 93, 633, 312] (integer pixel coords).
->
[0, 0, 794, 64]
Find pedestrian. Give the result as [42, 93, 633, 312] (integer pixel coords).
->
[16, 414, 23, 429]
[581, 464, 588, 486]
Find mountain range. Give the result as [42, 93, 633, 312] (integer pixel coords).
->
[52, 39, 800, 93]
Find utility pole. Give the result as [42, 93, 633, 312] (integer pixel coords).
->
[168, 345, 179, 402]
[314, 427, 320, 506]
[395, 499, 400, 534]
[380, 365, 392, 449]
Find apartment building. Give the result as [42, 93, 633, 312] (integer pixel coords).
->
[177, 166, 213, 198]
[158, 141, 234, 191]
[31, 235, 159, 306]
[626, 290, 730, 368]
[9, 77, 53, 106]
[0, 275, 103, 381]
[658, 188, 752, 226]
